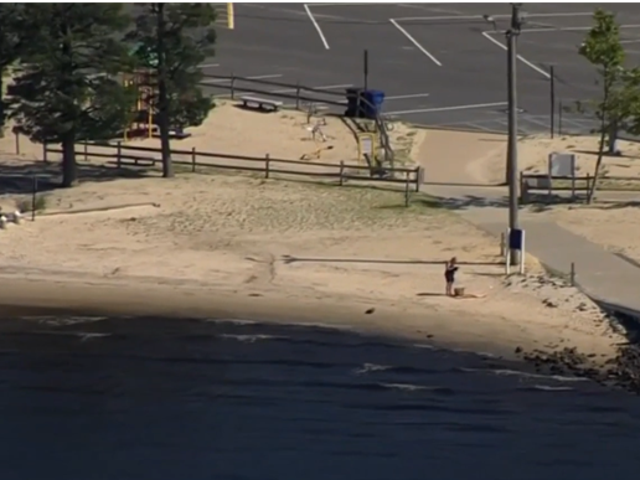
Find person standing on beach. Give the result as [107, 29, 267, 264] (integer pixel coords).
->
[444, 257, 458, 297]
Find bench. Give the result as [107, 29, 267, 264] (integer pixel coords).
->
[240, 96, 283, 112]
[151, 128, 192, 140]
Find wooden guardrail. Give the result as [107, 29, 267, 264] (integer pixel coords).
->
[43, 141, 424, 206]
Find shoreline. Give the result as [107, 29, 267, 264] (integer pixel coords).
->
[0, 268, 625, 365]
[1, 125, 637, 389]
[0, 272, 523, 359]
[2, 266, 640, 394]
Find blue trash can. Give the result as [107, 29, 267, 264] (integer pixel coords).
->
[362, 89, 385, 119]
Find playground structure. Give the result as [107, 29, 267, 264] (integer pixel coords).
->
[357, 132, 377, 165]
[297, 108, 380, 164]
[122, 43, 191, 142]
[123, 68, 158, 141]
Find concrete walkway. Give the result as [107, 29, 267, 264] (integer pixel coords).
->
[425, 184, 640, 317]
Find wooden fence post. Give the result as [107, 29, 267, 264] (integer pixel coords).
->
[116, 141, 122, 169]
[570, 262, 576, 286]
[42, 142, 48, 163]
[414, 166, 421, 192]
[15, 131, 20, 156]
[404, 171, 410, 207]
[339, 161, 344, 186]
[191, 147, 196, 172]
[83, 142, 88, 162]
[31, 175, 37, 222]
[265, 153, 270, 179]
[230, 73, 236, 100]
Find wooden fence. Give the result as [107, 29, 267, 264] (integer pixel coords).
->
[43, 141, 424, 205]
[520, 172, 640, 203]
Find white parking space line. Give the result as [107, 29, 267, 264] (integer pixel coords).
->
[510, 24, 640, 34]
[386, 101, 507, 116]
[269, 83, 353, 94]
[523, 115, 552, 130]
[483, 23, 640, 81]
[466, 122, 499, 133]
[304, 4, 330, 50]
[481, 32, 550, 80]
[307, 2, 455, 8]
[393, 12, 593, 22]
[202, 74, 284, 84]
[385, 93, 431, 101]
[199, 63, 220, 69]
[389, 19, 442, 67]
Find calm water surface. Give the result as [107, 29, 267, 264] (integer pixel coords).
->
[0, 316, 639, 480]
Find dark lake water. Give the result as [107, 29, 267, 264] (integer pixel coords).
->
[1, 316, 640, 480]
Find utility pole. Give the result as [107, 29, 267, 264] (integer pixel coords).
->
[506, 3, 523, 265]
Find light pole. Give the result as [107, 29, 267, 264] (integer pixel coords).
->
[506, 4, 523, 265]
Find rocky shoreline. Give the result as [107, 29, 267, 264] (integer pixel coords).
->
[518, 311, 640, 394]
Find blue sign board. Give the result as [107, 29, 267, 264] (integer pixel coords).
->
[509, 229, 524, 250]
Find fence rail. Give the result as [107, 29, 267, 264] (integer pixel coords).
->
[43, 141, 424, 206]
[520, 172, 640, 203]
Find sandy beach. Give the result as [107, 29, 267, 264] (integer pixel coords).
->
[0, 105, 629, 365]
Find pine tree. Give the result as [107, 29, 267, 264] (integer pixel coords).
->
[0, 4, 27, 131]
[128, 3, 217, 178]
[8, 4, 134, 187]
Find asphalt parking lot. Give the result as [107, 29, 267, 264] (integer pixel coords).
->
[204, 3, 640, 135]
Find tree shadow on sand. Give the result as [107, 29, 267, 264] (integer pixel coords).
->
[0, 159, 153, 195]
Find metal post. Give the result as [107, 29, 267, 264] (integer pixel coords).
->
[364, 49, 369, 91]
[570, 262, 576, 286]
[507, 4, 522, 266]
[549, 65, 555, 139]
[558, 100, 563, 136]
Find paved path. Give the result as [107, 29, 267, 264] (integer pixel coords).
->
[425, 184, 640, 317]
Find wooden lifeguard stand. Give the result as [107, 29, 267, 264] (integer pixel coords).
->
[123, 69, 157, 141]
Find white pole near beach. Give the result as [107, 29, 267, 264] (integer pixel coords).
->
[505, 228, 511, 275]
[519, 230, 526, 275]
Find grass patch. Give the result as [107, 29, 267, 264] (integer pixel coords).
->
[374, 192, 447, 212]
[16, 194, 48, 213]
